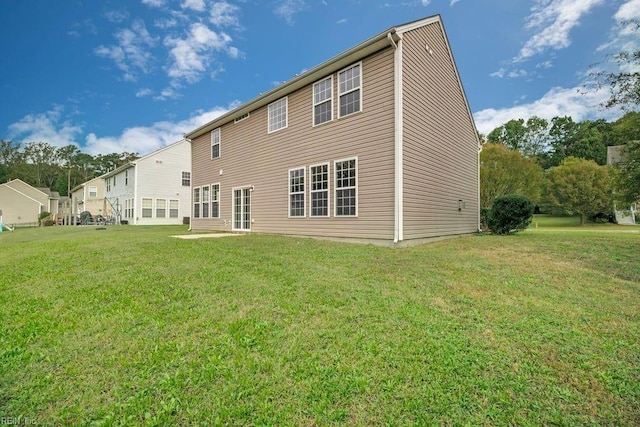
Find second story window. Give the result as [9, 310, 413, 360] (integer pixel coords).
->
[89, 186, 97, 198]
[182, 171, 191, 187]
[338, 63, 362, 118]
[313, 76, 333, 126]
[268, 97, 288, 133]
[211, 128, 220, 159]
[125, 170, 128, 185]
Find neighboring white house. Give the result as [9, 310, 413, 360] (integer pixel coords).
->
[102, 139, 191, 225]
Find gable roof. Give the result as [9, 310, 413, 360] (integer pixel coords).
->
[2, 179, 52, 199]
[184, 15, 446, 140]
[101, 139, 188, 179]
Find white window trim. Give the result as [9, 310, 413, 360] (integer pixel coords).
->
[309, 162, 330, 217]
[337, 61, 363, 118]
[211, 128, 221, 159]
[169, 199, 179, 218]
[182, 171, 191, 187]
[211, 182, 220, 219]
[142, 197, 153, 218]
[193, 187, 201, 219]
[156, 198, 167, 218]
[334, 156, 358, 217]
[288, 167, 306, 218]
[312, 76, 333, 127]
[231, 185, 252, 232]
[267, 97, 288, 134]
[88, 186, 98, 198]
[201, 184, 210, 219]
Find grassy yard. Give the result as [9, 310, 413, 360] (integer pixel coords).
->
[1, 224, 639, 425]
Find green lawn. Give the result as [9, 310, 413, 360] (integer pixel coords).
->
[1, 224, 639, 425]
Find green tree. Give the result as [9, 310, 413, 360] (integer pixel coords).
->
[487, 116, 550, 158]
[480, 143, 543, 208]
[544, 157, 614, 225]
[613, 140, 640, 205]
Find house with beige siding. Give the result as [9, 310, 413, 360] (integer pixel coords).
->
[70, 175, 110, 220]
[185, 15, 480, 243]
[102, 139, 191, 225]
[0, 179, 60, 227]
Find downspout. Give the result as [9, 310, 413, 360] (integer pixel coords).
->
[389, 31, 403, 244]
[184, 137, 193, 232]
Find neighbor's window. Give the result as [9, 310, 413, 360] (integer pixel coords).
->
[310, 163, 329, 217]
[211, 128, 220, 159]
[202, 185, 210, 218]
[335, 158, 357, 216]
[338, 63, 362, 117]
[142, 198, 153, 218]
[169, 199, 179, 218]
[106, 179, 111, 192]
[125, 170, 128, 185]
[313, 76, 333, 126]
[156, 199, 166, 218]
[182, 171, 191, 187]
[193, 187, 200, 219]
[89, 186, 97, 198]
[211, 183, 220, 218]
[268, 97, 288, 133]
[289, 167, 305, 217]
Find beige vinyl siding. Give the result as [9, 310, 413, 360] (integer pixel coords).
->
[191, 47, 396, 239]
[0, 185, 42, 225]
[401, 22, 480, 239]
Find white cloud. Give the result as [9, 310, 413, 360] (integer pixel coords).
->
[164, 23, 236, 84]
[95, 20, 156, 82]
[490, 68, 528, 79]
[336, 18, 347, 24]
[135, 88, 153, 97]
[83, 105, 233, 155]
[105, 9, 129, 23]
[182, 0, 206, 12]
[614, 0, 640, 21]
[141, 0, 165, 8]
[7, 105, 83, 148]
[473, 85, 623, 135]
[275, 0, 305, 25]
[450, 0, 460, 5]
[154, 17, 178, 29]
[210, 1, 241, 28]
[515, 0, 605, 62]
[421, 0, 430, 5]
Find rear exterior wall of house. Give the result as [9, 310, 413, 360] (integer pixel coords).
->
[190, 47, 397, 239]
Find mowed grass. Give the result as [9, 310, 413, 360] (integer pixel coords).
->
[1, 224, 639, 425]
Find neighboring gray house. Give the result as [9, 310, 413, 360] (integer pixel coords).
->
[0, 179, 60, 226]
[185, 15, 480, 243]
[102, 139, 191, 225]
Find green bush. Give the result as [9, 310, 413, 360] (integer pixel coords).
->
[488, 194, 535, 235]
[38, 211, 51, 221]
[480, 208, 491, 231]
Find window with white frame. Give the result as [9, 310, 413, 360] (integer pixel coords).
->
[124, 198, 133, 219]
[268, 97, 287, 133]
[338, 63, 362, 117]
[128, 198, 134, 218]
[310, 163, 329, 217]
[202, 185, 210, 218]
[169, 199, 179, 218]
[125, 170, 128, 185]
[88, 186, 97, 198]
[142, 198, 153, 218]
[106, 179, 111, 192]
[211, 128, 220, 158]
[335, 158, 357, 216]
[211, 183, 220, 218]
[182, 171, 191, 186]
[193, 187, 200, 219]
[313, 77, 333, 126]
[156, 199, 166, 218]
[289, 167, 305, 217]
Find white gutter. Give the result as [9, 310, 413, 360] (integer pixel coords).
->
[391, 32, 404, 244]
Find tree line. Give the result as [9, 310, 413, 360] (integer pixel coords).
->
[0, 141, 138, 197]
[481, 112, 640, 224]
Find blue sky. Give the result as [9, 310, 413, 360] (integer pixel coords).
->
[1, 0, 638, 156]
